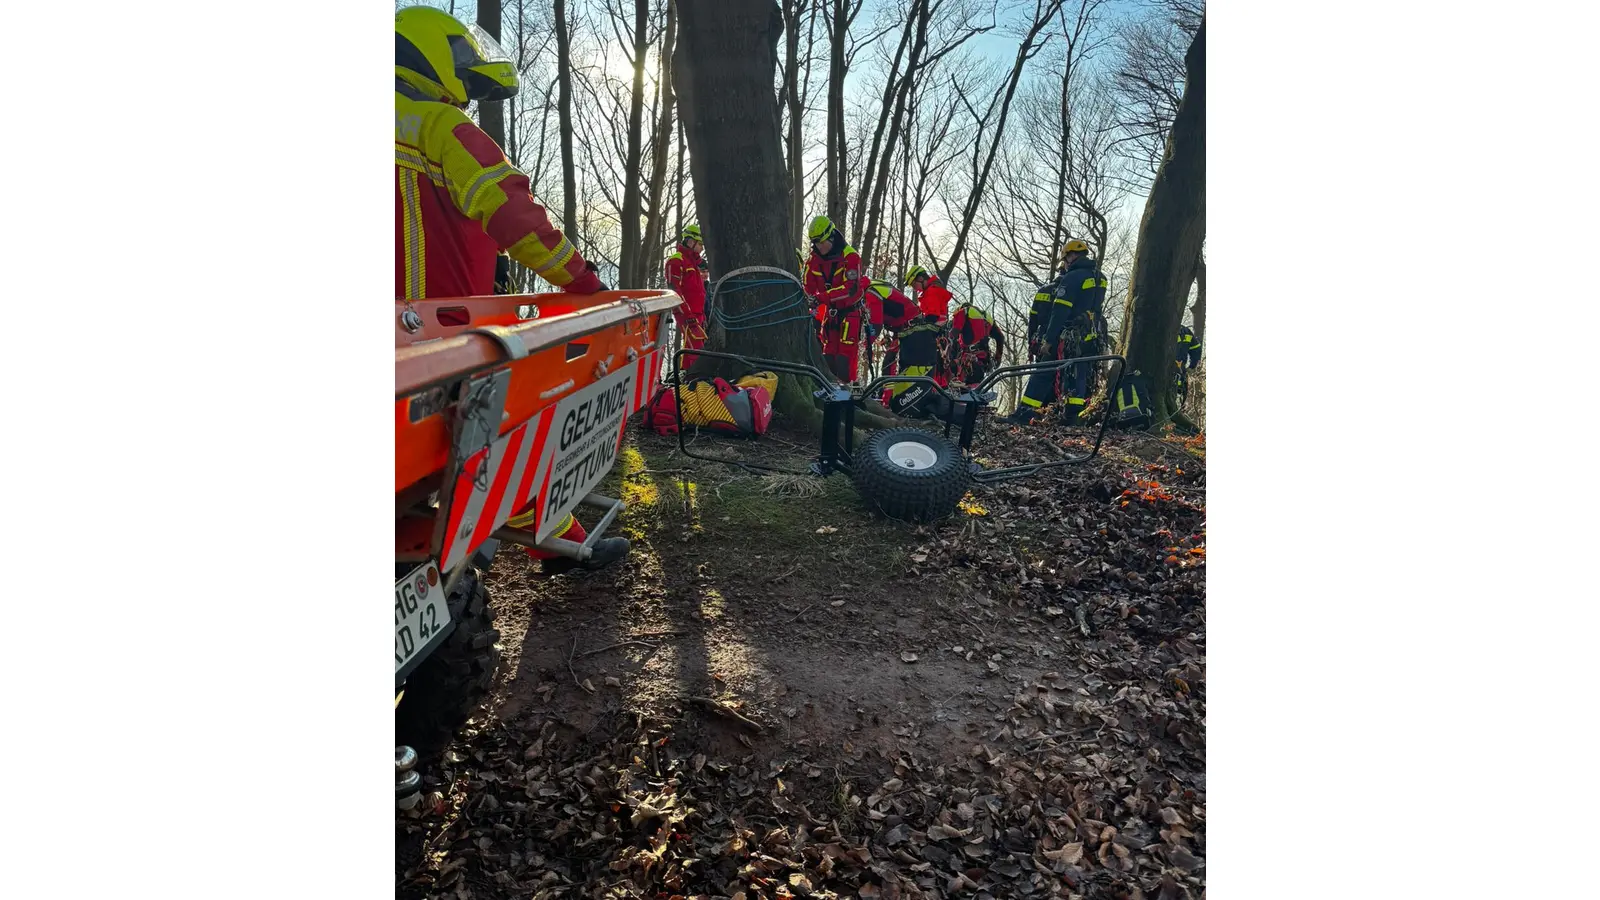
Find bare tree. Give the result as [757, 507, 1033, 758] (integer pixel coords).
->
[855, 0, 994, 269]
[640, 0, 679, 286]
[476, 0, 507, 147]
[821, 0, 869, 224]
[674, 0, 811, 415]
[849, 0, 919, 245]
[936, 0, 1065, 281]
[615, 0, 651, 287]
[555, 0, 581, 244]
[1119, 14, 1204, 428]
[1110, 0, 1200, 192]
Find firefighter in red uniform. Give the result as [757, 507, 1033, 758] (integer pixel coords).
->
[803, 215, 867, 383]
[663, 224, 709, 368]
[396, 6, 625, 574]
[905, 265, 953, 324]
[858, 277, 918, 402]
[945, 300, 1005, 389]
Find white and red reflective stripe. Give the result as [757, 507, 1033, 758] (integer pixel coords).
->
[437, 343, 662, 571]
[629, 347, 659, 414]
[437, 404, 558, 572]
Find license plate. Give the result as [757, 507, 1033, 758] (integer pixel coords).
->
[395, 562, 449, 675]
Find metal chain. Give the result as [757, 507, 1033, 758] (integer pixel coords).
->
[456, 382, 498, 493]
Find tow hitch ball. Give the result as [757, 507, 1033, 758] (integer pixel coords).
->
[396, 745, 421, 810]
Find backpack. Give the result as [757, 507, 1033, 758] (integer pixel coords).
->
[1112, 370, 1155, 430]
[645, 371, 776, 438]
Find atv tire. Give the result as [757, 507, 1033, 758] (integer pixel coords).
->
[395, 567, 499, 756]
[852, 427, 971, 523]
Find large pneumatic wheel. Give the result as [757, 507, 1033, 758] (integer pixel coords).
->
[395, 568, 499, 756]
[852, 427, 972, 523]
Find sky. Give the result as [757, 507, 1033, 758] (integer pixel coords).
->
[398, 0, 1180, 322]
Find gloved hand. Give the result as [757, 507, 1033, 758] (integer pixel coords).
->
[566, 262, 607, 294]
[1028, 337, 1042, 359]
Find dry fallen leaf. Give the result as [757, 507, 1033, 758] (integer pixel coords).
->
[1043, 842, 1084, 865]
[580, 678, 595, 694]
[816, 525, 839, 534]
[901, 652, 918, 663]
[604, 676, 622, 688]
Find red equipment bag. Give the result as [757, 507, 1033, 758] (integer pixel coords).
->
[643, 374, 774, 438]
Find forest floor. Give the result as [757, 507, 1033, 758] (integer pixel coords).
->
[396, 410, 1206, 900]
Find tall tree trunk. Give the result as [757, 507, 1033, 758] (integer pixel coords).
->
[675, 114, 685, 241]
[850, 6, 917, 245]
[619, 0, 651, 288]
[824, 0, 848, 224]
[782, 0, 805, 248]
[1051, 50, 1072, 256]
[939, 0, 1063, 281]
[1120, 16, 1204, 429]
[860, 0, 928, 268]
[476, 0, 507, 148]
[642, 1, 679, 286]
[675, 0, 824, 425]
[895, 105, 912, 272]
[555, 0, 580, 245]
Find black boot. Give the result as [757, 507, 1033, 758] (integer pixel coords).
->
[540, 537, 631, 576]
[1004, 406, 1036, 426]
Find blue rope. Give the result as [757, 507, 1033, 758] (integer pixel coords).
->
[710, 276, 814, 332]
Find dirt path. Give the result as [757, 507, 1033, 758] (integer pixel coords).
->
[398, 423, 1206, 900]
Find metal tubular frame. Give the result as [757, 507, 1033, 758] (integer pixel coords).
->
[664, 347, 1127, 484]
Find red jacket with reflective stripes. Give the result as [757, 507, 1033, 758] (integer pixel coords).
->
[862, 278, 917, 329]
[663, 242, 707, 320]
[396, 83, 602, 300]
[805, 243, 864, 311]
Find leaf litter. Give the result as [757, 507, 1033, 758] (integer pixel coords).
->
[398, 425, 1205, 900]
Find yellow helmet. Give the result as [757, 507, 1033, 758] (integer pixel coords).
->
[904, 264, 929, 286]
[1060, 239, 1090, 259]
[807, 215, 834, 242]
[682, 223, 703, 243]
[396, 6, 518, 106]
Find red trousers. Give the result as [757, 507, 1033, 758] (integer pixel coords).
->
[674, 312, 707, 368]
[503, 510, 586, 560]
[819, 309, 863, 382]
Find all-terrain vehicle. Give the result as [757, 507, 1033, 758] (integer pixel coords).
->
[394, 289, 679, 807]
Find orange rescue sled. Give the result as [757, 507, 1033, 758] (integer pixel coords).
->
[394, 290, 678, 683]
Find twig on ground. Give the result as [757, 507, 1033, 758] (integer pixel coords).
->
[579, 632, 685, 658]
[768, 564, 801, 584]
[788, 604, 816, 623]
[567, 635, 580, 686]
[677, 695, 766, 734]
[1075, 604, 1092, 636]
[954, 607, 988, 638]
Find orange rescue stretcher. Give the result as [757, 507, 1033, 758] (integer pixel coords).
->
[394, 290, 679, 681]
